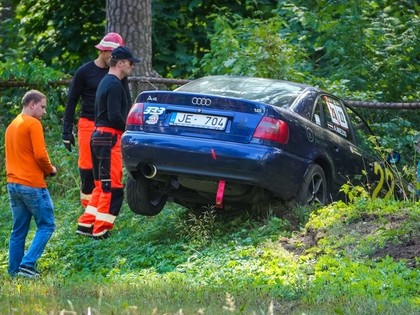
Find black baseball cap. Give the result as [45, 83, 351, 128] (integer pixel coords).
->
[111, 46, 141, 63]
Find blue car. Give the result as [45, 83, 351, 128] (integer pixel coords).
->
[122, 75, 398, 215]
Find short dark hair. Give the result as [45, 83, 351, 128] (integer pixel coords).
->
[109, 59, 119, 67]
[22, 90, 46, 107]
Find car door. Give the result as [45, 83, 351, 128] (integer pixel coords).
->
[345, 106, 396, 198]
[313, 94, 368, 198]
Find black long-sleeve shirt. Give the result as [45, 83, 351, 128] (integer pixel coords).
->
[95, 74, 130, 132]
[62, 61, 108, 137]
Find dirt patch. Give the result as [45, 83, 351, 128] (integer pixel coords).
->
[280, 227, 326, 256]
[371, 235, 420, 268]
[280, 213, 420, 268]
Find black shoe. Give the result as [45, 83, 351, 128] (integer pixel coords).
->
[76, 225, 93, 237]
[93, 230, 111, 240]
[17, 265, 40, 279]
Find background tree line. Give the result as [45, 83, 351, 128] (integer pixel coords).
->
[1, 0, 418, 101]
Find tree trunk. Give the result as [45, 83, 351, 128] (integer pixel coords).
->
[0, 0, 14, 21]
[106, 0, 162, 95]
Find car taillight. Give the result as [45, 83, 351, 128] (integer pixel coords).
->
[253, 117, 289, 144]
[126, 103, 144, 126]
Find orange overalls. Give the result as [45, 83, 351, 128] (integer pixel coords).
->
[77, 126, 124, 238]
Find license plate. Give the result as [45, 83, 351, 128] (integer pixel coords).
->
[170, 112, 227, 130]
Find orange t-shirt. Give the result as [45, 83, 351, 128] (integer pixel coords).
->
[5, 113, 54, 188]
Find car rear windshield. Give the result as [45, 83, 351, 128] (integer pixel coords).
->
[176, 76, 307, 108]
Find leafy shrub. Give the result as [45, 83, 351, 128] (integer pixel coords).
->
[199, 14, 309, 82]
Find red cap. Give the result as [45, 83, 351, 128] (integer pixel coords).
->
[95, 32, 125, 51]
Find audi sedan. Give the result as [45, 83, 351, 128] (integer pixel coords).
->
[121, 75, 398, 215]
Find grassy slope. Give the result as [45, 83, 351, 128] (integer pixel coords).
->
[0, 183, 419, 314]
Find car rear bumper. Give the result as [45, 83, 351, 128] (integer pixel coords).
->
[122, 132, 311, 200]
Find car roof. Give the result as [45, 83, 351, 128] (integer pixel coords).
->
[176, 75, 318, 108]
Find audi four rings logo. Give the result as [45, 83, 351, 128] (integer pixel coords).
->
[192, 97, 212, 106]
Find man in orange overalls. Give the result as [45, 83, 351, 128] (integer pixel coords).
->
[62, 32, 126, 208]
[76, 46, 140, 239]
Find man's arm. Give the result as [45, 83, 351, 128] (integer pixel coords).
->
[62, 67, 85, 151]
[31, 120, 55, 175]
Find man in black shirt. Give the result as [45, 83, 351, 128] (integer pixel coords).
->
[77, 46, 140, 239]
[62, 32, 125, 208]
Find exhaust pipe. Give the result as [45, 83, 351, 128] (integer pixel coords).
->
[142, 164, 157, 179]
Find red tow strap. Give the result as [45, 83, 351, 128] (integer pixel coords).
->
[215, 180, 226, 208]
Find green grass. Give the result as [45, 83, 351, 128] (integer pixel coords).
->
[1, 189, 419, 314]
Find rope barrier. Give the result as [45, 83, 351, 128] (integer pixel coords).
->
[1, 77, 419, 109]
[346, 100, 420, 109]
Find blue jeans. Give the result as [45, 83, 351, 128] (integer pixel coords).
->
[7, 183, 55, 276]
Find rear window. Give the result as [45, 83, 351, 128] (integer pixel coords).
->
[176, 76, 306, 108]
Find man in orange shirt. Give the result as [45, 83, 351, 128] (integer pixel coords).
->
[5, 90, 57, 278]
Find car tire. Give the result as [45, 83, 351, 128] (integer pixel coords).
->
[126, 175, 168, 216]
[297, 164, 328, 205]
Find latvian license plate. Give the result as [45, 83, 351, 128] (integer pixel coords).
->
[170, 112, 227, 130]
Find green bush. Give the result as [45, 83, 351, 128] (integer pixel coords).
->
[199, 14, 309, 81]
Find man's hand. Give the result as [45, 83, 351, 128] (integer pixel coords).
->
[62, 133, 75, 152]
[50, 166, 57, 177]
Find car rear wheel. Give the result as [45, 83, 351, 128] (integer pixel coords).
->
[297, 164, 328, 205]
[126, 175, 168, 216]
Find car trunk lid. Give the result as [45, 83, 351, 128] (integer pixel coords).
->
[127, 91, 271, 144]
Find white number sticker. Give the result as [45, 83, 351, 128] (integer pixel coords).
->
[144, 106, 165, 115]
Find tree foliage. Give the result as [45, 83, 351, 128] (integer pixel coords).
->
[199, 14, 310, 81]
[197, 1, 419, 102]
[1, 0, 106, 74]
[151, 0, 277, 78]
[273, 1, 420, 102]
[1, 0, 418, 102]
